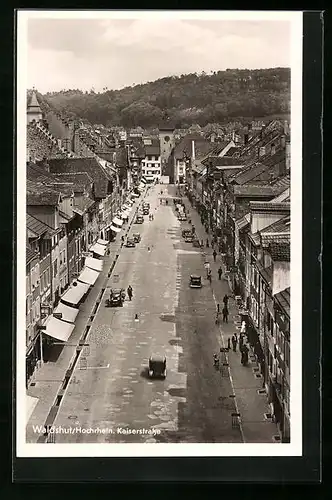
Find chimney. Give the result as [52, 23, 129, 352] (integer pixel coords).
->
[191, 140, 195, 161]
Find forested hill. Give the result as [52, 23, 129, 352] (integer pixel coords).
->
[42, 68, 290, 129]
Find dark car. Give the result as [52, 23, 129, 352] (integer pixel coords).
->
[185, 234, 194, 243]
[148, 355, 166, 378]
[189, 275, 202, 288]
[106, 288, 125, 307]
[135, 215, 144, 224]
[182, 229, 192, 238]
[132, 233, 141, 243]
[143, 208, 149, 215]
[125, 238, 136, 248]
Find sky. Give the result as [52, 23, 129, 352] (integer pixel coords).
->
[24, 13, 293, 94]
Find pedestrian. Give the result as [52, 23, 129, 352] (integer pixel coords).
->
[201, 239, 204, 248]
[213, 249, 217, 262]
[206, 239, 209, 248]
[207, 269, 212, 283]
[121, 236, 125, 243]
[222, 305, 229, 323]
[231, 334, 238, 352]
[223, 294, 229, 307]
[188, 218, 192, 224]
[127, 285, 133, 301]
[218, 266, 223, 280]
[217, 303, 220, 313]
[227, 338, 231, 350]
[206, 262, 211, 278]
[166, 199, 168, 205]
[239, 334, 244, 352]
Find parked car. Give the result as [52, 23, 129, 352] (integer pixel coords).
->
[106, 288, 126, 307]
[143, 208, 149, 215]
[189, 275, 202, 288]
[125, 238, 136, 248]
[178, 214, 187, 221]
[148, 355, 166, 378]
[143, 202, 150, 209]
[135, 215, 144, 224]
[182, 229, 192, 238]
[185, 234, 194, 243]
[132, 233, 141, 243]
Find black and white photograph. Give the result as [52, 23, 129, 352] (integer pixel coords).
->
[17, 10, 303, 457]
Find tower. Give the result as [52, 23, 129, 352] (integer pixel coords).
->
[27, 89, 43, 124]
[158, 123, 175, 178]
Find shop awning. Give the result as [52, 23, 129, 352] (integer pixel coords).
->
[90, 242, 106, 256]
[97, 238, 108, 246]
[131, 193, 140, 198]
[53, 302, 79, 323]
[45, 315, 75, 342]
[27, 394, 39, 423]
[110, 225, 121, 233]
[78, 266, 100, 285]
[61, 281, 90, 305]
[85, 256, 103, 272]
[112, 217, 123, 226]
[141, 177, 147, 184]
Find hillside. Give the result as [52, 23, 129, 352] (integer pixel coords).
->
[42, 68, 290, 129]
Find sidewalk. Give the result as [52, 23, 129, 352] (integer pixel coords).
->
[184, 198, 280, 443]
[26, 191, 146, 442]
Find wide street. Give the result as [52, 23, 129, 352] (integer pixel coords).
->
[52, 183, 242, 443]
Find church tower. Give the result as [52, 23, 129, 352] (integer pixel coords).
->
[27, 89, 43, 124]
[158, 122, 175, 177]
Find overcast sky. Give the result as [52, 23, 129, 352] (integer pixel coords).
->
[26, 15, 292, 93]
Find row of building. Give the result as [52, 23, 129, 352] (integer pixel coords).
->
[182, 119, 291, 442]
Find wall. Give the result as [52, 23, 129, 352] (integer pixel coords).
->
[175, 159, 186, 183]
[272, 261, 290, 296]
[58, 234, 68, 292]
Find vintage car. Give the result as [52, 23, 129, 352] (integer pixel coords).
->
[184, 234, 194, 243]
[106, 288, 126, 307]
[148, 355, 166, 378]
[178, 214, 187, 221]
[132, 232, 141, 243]
[143, 202, 150, 209]
[182, 229, 192, 238]
[125, 238, 136, 248]
[143, 208, 149, 215]
[135, 215, 144, 224]
[189, 275, 202, 288]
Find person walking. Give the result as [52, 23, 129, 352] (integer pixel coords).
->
[231, 334, 238, 352]
[213, 249, 217, 262]
[223, 294, 229, 307]
[206, 262, 211, 279]
[127, 285, 133, 301]
[207, 269, 212, 283]
[218, 266, 223, 280]
[227, 338, 231, 350]
[222, 305, 229, 323]
[206, 239, 209, 248]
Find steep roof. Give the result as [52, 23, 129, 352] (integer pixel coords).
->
[230, 162, 268, 185]
[27, 91, 42, 113]
[261, 214, 291, 234]
[274, 287, 290, 318]
[48, 157, 112, 199]
[202, 156, 244, 167]
[249, 201, 291, 212]
[26, 213, 53, 236]
[233, 184, 281, 197]
[145, 139, 160, 156]
[26, 179, 61, 206]
[269, 242, 290, 262]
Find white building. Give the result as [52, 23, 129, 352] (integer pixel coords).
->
[141, 138, 161, 183]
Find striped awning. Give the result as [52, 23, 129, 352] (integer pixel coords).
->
[78, 267, 100, 286]
[45, 316, 75, 342]
[53, 302, 79, 323]
[85, 256, 103, 272]
[97, 238, 108, 246]
[112, 217, 123, 227]
[110, 225, 121, 233]
[61, 281, 90, 305]
[90, 242, 106, 256]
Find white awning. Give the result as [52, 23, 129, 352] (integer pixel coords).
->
[61, 281, 90, 305]
[27, 394, 39, 423]
[131, 193, 140, 198]
[110, 225, 121, 233]
[78, 267, 100, 285]
[85, 256, 103, 272]
[53, 302, 79, 323]
[97, 238, 108, 246]
[141, 177, 147, 184]
[112, 217, 123, 226]
[90, 243, 106, 256]
[45, 315, 75, 342]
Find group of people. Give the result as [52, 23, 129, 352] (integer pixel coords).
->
[229, 322, 250, 365]
[215, 294, 229, 323]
